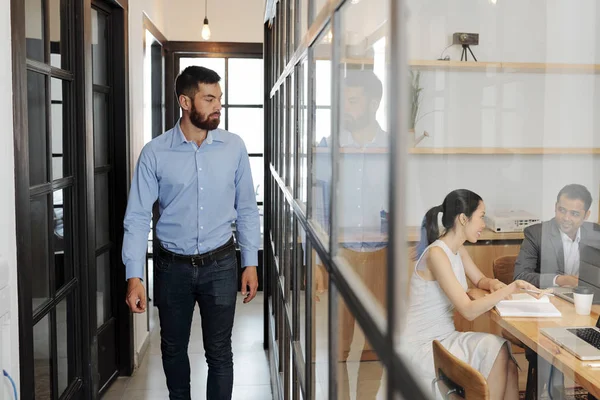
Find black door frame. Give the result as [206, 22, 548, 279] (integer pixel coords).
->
[10, 0, 133, 397]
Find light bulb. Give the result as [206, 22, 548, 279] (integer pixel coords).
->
[351, 0, 360, 4]
[489, 0, 497, 4]
[201, 17, 211, 40]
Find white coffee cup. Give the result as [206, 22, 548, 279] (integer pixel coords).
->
[573, 287, 594, 316]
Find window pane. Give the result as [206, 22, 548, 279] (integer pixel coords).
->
[56, 293, 76, 397]
[49, 0, 67, 69]
[25, 0, 44, 62]
[91, 8, 107, 85]
[95, 172, 110, 248]
[31, 196, 50, 311]
[249, 156, 264, 203]
[93, 92, 109, 166]
[228, 58, 263, 105]
[179, 57, 226, 104]
[310, 28, 332, 240]
[33, 314, 52, 398]
[96, 251, 112, 327]
[53, 188, 73, 291]
[51, 78, 69, 180]
[228, 108, 264, 154]
[28, 71, 48, 186]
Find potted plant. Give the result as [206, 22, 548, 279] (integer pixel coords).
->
[409, 70, 430, 147]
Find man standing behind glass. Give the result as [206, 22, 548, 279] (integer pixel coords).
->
[122, 66, 260, 400]
[315, 68, 388, 400]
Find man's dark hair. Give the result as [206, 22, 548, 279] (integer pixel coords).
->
[557, 184, 593, 211]
[344, 68, 383, 104]
[175, 66, 221, 99]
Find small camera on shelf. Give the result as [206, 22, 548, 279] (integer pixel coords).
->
[452, 32, 479, 61]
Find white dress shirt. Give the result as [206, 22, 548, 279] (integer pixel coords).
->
[553, 228, 581, 286]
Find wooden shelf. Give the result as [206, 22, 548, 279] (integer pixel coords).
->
[409, 147, 600, 155]
[409, 60, 600, 74]
[314, 147, 600, 155]
[407, 226, 523, 242]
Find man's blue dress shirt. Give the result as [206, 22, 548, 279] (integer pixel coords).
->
[122, 121, 260, 280]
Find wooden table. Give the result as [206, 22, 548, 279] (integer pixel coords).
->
[469, 288, 600, 398]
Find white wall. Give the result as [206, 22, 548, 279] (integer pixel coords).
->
[164, 0, 264, 42]
[404, 0, 600, 225]
[128, 0, 167, 365]
[0, 1, 20, 397]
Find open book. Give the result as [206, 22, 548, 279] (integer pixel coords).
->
[495, 293, 562, 317]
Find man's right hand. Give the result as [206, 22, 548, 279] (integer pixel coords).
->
[556, 275, 579, 288]
[126, 278, 147, 313]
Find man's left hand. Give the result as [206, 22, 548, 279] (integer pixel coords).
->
[241, 266, 259, 303]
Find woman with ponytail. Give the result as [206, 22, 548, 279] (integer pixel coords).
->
[400, 189, 541, 400]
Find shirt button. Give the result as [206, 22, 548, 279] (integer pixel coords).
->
[200, 206, 204, 210]
[200, 187, 204, 190]
[357, 205, 361, 209]
[198, 167, 202, 171]
[201, 226, 204, 230]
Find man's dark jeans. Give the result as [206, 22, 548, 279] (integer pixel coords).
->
[154, 245, 238, 400]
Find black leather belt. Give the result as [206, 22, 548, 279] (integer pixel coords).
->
[157, 237, 235, 267]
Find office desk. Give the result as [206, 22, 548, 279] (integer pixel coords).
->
[469, 288, 600, 398]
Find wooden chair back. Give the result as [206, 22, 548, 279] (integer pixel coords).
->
[432, 340, 490, 399]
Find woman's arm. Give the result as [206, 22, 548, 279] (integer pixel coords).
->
[459, 247, 506, 293]
[428, 247, 539, 321]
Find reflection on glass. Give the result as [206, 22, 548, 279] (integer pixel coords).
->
[298, 61, 308, 204]
[51, 78, 67, 180]
[310, 28, 332, 239]
[56, 294, 75, 396]
[33, 314, 52, 399]
[228, 108, 264, 154]
[179, 57, 226, 103]
[49, 0, 65, 69]
[93, 92, 109, 166]
[95, 172, 110, 248]
[337, 296, 385, 400]
[31, 196, 50, 311]
[311, 248, 329, 400]
[91, 8, 107, 85]
[27, 71, 48, 186]
[96, 251, 111, 327]
[334, 0, 390, 310]
[25, 0, 44, 62]
[228, 58, 263, 105]
[53, 188, 72, 291]
[249, 156, 264, 203]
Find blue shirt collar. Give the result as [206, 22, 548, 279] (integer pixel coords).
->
[171, 119, 224, 148]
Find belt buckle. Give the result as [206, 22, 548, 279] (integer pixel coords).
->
[191, 256, 204, 267]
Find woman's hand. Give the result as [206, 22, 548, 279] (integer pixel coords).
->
[488, 279, 512, 300]
[509, 279, 544, 299]
[489, 279, 507, 293]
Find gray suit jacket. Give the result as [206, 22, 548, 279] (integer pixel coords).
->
[513, 219, 600, 288]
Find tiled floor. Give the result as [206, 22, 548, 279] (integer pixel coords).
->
[101, 293, 273, 400]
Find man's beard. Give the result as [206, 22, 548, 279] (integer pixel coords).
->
[342, 113, 370, 132]
[190, 102, 220, 131]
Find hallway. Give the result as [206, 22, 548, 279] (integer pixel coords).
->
[101, 293, 272, 400]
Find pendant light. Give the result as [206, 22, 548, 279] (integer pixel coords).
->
[202, 0, 211, 41]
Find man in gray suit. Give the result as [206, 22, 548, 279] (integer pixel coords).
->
[514, 184, 600, 288]
[514, 184, 600, 398]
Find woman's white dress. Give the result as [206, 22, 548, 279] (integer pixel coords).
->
[399, 240, 512, 395]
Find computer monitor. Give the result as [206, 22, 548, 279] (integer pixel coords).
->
[578, 244, 600, 302]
